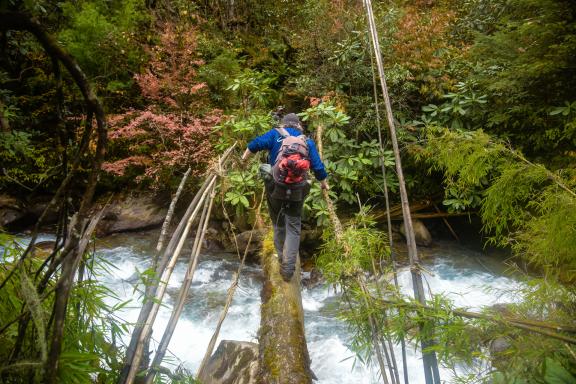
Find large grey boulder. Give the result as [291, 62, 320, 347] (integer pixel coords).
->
[198, 340, 259, 384]
[96, 193, 168, 236]
[400, 219, 433, 247]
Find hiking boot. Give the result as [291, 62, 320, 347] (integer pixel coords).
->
[280, 269, 293, 282]
[280, 264, 294, 282]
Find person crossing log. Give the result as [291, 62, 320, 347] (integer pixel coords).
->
[241, 113, 329, 282]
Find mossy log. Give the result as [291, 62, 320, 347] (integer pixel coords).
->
[258, 233, 314, 384]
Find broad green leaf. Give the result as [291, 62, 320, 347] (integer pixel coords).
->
[544, 358, 576, 384]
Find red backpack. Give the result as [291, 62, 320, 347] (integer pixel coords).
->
[270, 128, 311, 200]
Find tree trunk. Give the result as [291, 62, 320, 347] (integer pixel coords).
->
[258, 234, 314, 384]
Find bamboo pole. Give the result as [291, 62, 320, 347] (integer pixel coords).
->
[119, 175, 216, 383]
[316, 126, 395, 384]
[362, 0, 441, 382]
[369, 37, 409, 384]
[124, 177, 217, 384]
[119, 145, 236, 384]
[392, 212, 474, 220]
[376, 298, 576, 344]
[145, 183, 217, 383]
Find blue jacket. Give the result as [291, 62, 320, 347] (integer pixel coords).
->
[247, 127, 328, 181]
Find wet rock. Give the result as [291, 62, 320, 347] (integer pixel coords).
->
[0, 194, 26, 228]
[204, 226, 225, 251]
[226, 229, 267, 254]
[301, 267, 323, 289]
[300, 229, 323, 258]
[96, 193, 168, 236]
[489, 337, 512, 355]
[31, 240, 56, 259]
[198, 340, 259, 384]
[400, 219, 432, 247]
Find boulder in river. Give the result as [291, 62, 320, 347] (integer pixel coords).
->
[96, 193, 168, 236]
[400, 219, 433, 247]
[234, 229, 267, 254]
[197, 340, 259, 384]
[489, 337, 512, 355]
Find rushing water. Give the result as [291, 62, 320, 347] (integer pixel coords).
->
[90, 230, 522, 384]
[8, 231, 521, 383]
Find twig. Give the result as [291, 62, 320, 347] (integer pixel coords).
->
[433, 203, 460, 242]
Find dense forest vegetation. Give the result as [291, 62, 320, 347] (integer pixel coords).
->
[0, 0, 575, 383]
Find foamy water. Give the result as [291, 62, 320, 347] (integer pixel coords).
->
[8, 232, 521, 383]
[93, 234, 521, 383]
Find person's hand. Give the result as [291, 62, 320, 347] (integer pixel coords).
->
[320, 180, 329, 191]
[241, 148, 252, 161]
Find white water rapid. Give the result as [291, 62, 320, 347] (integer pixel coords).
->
[8, 231, 521, 383]
[92, 231, 521, 384]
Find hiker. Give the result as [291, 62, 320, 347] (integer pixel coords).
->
[241, 113, 329, 281]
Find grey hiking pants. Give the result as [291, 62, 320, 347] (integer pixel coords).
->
[266, 192, 303, 279]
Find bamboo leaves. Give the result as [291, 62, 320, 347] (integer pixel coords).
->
[414, 127, 576, 279]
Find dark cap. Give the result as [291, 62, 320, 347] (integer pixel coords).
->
[281, 113, 302, 130]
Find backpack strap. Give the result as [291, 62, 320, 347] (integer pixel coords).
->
[276, 127, 290, 138]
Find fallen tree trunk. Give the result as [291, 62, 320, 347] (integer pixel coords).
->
[258, 233, 314, 384]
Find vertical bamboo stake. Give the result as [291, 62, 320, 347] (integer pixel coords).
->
[369, 33, 409, 384]
[156, 168, 191, 253]
[316, 126, 393, 384]
[362, 0, 441, 382]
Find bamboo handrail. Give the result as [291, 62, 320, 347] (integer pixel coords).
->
[120, 144, 236, 384]
[145, 182, 217, 383]
[196, 189, 265, 378]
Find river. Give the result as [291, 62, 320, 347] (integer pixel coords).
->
[91, 230, 521, 384]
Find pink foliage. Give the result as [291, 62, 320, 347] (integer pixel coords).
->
[104, 108, 221, 185]
[103, 22, 223, 187]
[101, 156, 150, 176]
[133, 22, 208, 111]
